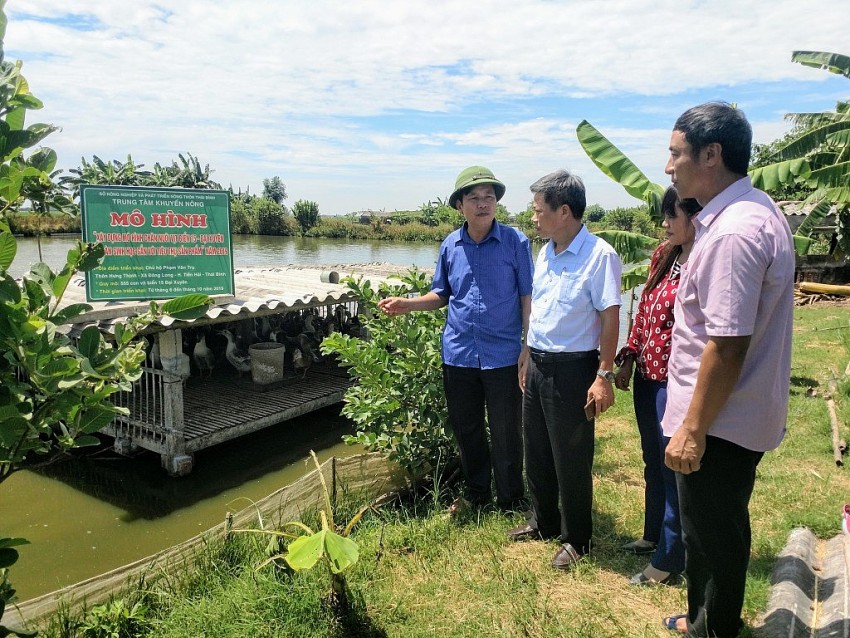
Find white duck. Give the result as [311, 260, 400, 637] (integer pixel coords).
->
[192, 332, 216, 378]
[220, 329, 251, 376]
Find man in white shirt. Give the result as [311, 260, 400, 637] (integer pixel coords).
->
[508, 169, 621, 569]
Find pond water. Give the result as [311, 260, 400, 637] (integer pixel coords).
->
[4, 233, 635, 601]
[8, 233, 442, 278]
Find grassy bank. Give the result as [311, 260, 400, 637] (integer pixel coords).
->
[36, 302, 850, 637]
[4, 210, 645, 245]
[6, 212, 81, 236]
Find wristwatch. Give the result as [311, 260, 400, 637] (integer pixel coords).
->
[596, 369, 615, 383]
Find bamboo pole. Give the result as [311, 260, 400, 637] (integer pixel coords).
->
[800, 282, 850, 296]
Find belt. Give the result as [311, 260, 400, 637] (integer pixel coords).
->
[528, 348, 598, 364]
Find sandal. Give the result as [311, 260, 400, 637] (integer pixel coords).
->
[662, 614, 687, 633]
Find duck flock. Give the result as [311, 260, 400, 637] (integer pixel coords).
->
[145, 304, 362, 383]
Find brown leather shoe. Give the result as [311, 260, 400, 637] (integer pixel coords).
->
[507, 524, 542, 541]
[551, 543, 586, 569]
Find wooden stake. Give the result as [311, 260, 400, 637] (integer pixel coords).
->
[828, 378, 844, 467]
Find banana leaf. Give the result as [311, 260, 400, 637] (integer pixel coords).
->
[748, 158, 810, 191]
[576, 120, 665, 219]
[621, 264, 650, 292]
[594, 230, 658, 265]
[792, 51, 850, 79]
[806, 161, 850, 190]
[793, 234, 813, 255]
[796, 199, 833, 237]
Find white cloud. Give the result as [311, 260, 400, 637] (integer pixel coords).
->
[4, 0, 849, 214]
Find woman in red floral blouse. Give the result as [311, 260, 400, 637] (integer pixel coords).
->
[614, 186, 702, 586]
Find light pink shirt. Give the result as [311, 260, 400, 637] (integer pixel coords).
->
[662, 177, 794, 452]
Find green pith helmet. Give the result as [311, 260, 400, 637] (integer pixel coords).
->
[448, 166, 506, 208]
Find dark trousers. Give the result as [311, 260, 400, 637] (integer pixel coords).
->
[633, 371, 684, 573]
[442, 364, 524, 508]
[677, 436, 763, 638]
[522, 356, 597, 550]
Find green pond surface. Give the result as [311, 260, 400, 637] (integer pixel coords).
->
[2, 406, 359, 600]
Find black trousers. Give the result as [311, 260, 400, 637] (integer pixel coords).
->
[677, 435, 763, 638]
[442, 364, 524, 508]
[522, 356, 597, 550]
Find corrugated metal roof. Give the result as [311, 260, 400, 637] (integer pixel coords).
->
[778, 201, 839, 217]
[58, 264, 404, 335]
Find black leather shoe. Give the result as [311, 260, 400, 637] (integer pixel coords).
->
[551, 543, 586, 570]
[621, 538, 657, 555]
[507, 524, 542, 541]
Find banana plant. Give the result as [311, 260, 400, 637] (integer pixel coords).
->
[575, 120, 664, 333]
[760, 51, 850, 256]
[236, 450, 374, 612]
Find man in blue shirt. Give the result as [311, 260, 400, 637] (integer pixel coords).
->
[378, 166, 534, 511]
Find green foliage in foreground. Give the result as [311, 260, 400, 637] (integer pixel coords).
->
[34, 304, 850, 638]
[0, 225, 213, 485]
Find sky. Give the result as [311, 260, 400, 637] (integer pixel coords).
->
[4, 1, 849, 216]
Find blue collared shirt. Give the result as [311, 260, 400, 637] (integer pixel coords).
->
[432, 221, 533, 369]
[527, 225, 622, 352]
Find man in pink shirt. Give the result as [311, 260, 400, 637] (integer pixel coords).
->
[661, 102, 795, 637]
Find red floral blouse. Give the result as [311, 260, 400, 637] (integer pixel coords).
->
[615, 242, 680, 382]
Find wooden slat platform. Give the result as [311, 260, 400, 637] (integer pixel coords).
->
[180, 363, 353, 453]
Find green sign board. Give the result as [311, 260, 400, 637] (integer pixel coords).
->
[80, 185, 234, 302]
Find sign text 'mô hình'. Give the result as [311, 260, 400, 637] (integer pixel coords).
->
[80, 185, 235, 302]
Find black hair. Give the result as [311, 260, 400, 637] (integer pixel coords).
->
[644, 187, 703, 291]
[674, 102, 752, 175]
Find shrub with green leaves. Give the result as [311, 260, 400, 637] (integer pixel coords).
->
[293, 199, 320, 233]
[255, 197, 293, 236]
[321, 269, 455, 477]
[229, 197, 257, 234]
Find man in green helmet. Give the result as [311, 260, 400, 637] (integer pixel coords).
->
[379, 166, 533, 512]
